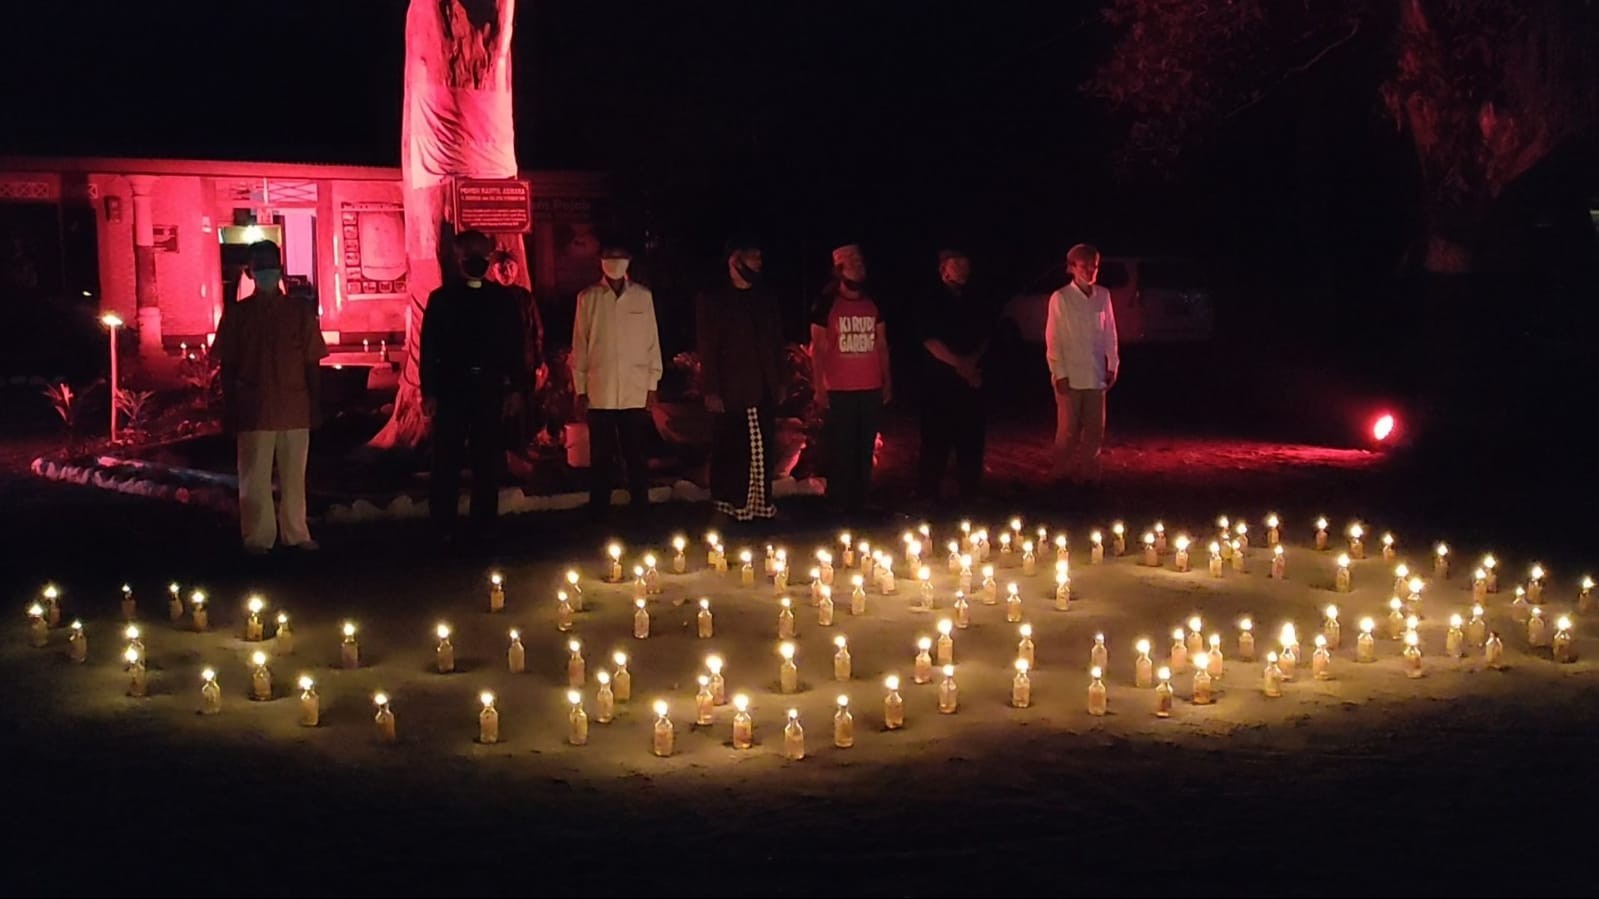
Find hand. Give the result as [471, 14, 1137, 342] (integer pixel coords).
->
[423, 397, 439, 418]
[501, 392, 523, 420]
[704, 393, 726, 414]
[574, 394, 589, 417]
[1054, 377, 1071, 395]
[882, 382, 894, 405]
[1105, 369, 1118, 389]
[646, 390, 658, 411]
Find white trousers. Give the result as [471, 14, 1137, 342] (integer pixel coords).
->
[237, 429, 312, 550]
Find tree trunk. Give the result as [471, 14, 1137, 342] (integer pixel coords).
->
[370, 0, 523, 449]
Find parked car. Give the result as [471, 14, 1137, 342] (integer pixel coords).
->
[999, 256, 1215, 345]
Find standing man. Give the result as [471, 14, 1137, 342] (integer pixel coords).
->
[698, 235, 786, 527]
[810, 243, 891, 519]
[213, 239, 328, 554]
[1045, 243, 1120, 487]
[916, 248, 990, 504]
[572, 243, 662, 517]
[420, 230, 528, 541]
[489, 248, 546, 446]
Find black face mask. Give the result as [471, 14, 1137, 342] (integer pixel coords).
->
[841, 276, 866, 292]
[461, 255, 490, 280]
[733, 261, 761, 287]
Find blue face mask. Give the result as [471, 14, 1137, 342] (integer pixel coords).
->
[252, 268, 282, 291]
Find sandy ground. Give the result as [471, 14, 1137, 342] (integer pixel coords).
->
[4, 517, 1598, 897]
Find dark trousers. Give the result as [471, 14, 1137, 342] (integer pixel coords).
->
[710, 405, 776, 515]
[824, 389, 882, 515]
[588, 408, 652, 511]
[431, 388, 506, 532]
[917, 378, 986, 501]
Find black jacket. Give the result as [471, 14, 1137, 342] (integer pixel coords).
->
[420, 281, 528, 400]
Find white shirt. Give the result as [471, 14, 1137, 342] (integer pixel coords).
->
[571, 279, 663, 410]
[1045, 282, 1120, 389]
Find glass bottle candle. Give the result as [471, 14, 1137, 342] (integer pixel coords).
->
[1264, 514, 1280, 547]
[611, 652, 631, 702]
[1191, 654, 1214, 704]
[1206, 635, 1225, 680]
[707, 655, 727, 705]
[915, 638, 934, 684]
[1090, 633, 1108, 673]
[695, 677, 714, 726]
[633, 598, 650, 639]
[566, 639, 585, 688]
[1356, 618, 1376, 663]
[778, 598, 796, 639]
[953, 593, 970, 629]
[566, 691, 587, 746]
[556, 591, 574, 632]
[1087, 666, 1107, 716]
[1185, 617, 1205, 657]
[732, 695, 753, 748]
[200, 668, 222, 715]
[1155, 667, 1174, 717]
[1311, 636, 1331, 680]
[1270, 545, 1286, 579]
[1263, 653, 1283, 697]
[1005, 584, 1023, 623]
[850, 574, 868, 615]
[1134, 639, 1154, 687]
[884, 676, 905, 729]
[652, 701, 674, 757]
[1403, 631, 1423, 678]
[1445, 615, 1464, 658]
[937, 665, 959, 714]
[779, 642, 799, 694]
[373, 693, 396, 743]
[595, 671, 615, 722]
[1466, 605, 1487, 647]
[298, 676, 319, 727]
[274, 613, 294, 656]
[488, 573, 506, 612]
[783, 709, 805, 760]
[833, 696, 855, 748]
[818, 587, 835, 627]
[1169, 628, 1188, 674]
[480, 692, 501, 745]
[1553, 617, 1576, 663]
[1090, 530, 1105, 565]
[1017, 625, 1035, 669]
[936, 619, 955, 667]
[1012, 659, 1032, 709]
[1335, 554, 1352, 591]
[1173, 536, 1191, 572]
[1323, 605, 1341, 650]
[341, 622, 360, 669]
[245, 596, 266, 642]
[1485, 632, 1506, 669]
[833, 636, 852, 681]
[1238, 618, 1256, 661]
[250, 651, 273, 701]
[697, 599, 714, 639]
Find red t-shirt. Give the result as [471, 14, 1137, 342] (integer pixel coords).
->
[811, 291, 886, 392]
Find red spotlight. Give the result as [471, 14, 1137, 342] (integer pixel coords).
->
[1371, 413, 1396, 443]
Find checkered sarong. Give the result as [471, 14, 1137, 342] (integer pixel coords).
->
[714, 406, 776, 521]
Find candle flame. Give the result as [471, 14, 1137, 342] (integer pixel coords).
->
[1090, 665, 1103, 679]
[653, 700, 668, 717]
[885, 675, 901, 690]
[779, 642, 795, 660]
[247, 596, 264, 614]
[1136, 638, 1151, 654]
[201, 668, 216, 683]
[251, 651, 268, 668]
[734, 694, 749, 711]
[298, 675, 314, 691]
[1157, 666, 1172, 680]
[373, 692, 389, 707]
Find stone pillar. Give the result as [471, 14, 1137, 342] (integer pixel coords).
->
[128, 175, 163, 362]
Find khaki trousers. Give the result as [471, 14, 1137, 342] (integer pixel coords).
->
[1052, 388, 1106, 483]
[237, 429, 312, 550]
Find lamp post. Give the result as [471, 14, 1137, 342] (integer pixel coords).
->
[101, 313, 123, 444]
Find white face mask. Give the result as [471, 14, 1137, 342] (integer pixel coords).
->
[601, 259, 630, 280]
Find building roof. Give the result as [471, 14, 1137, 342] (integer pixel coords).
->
[0, 155, 605, 189]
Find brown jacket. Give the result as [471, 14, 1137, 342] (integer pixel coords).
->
[696, 283, 786, 410]
[214, 291, 328, 432]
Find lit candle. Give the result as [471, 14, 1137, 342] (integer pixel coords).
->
[561, 689, 586, 746]
[818, 550, 834, 587]
[123, 623, 143, 660]
[274, 613, 293, 655]
[1017, 625, 1036, 669]
[859, 542, 874, 582]
[915, 637, 935, 684]
[1333, 554, 1352, 593]
[834, 635, 853, 681]
[1472, 568, 1488, 604]
[1434, 542, 1450, 580]
[1090, 530, 1105, 565]
[1279, 623, 1299, 679]
[1229, 540, 1246, 572]
[1207, 542, 1223, 577]
[779, 642, 798, 694]
[783, 709, 805, 760]
[652, 700, 674, 757]
[810, 567, 824, 605]
[1000, 532, 1013, 556]
[1511, 587, 1530, 624]
[125, 646, 146, 697]
[1270, 544, 1286, 579]
[981, 565, 998, 604]
[1022, 541, 1037, 577]
[1263, 653, 1283, 697]
[1485, 631, 1506, 669]
[1381, 531, 1395, 561]
[1185, 617, 1205, 657]
[595, 671, 615, 722]
[1010, 517, 1024, 544]
[1446, 614, 1465, 658]
[565, 570, 584, 610]
[1088, 665, 1108, 716]
[1235, 522, 1250, 551]
[120, 584, 136, 620]
[1527, 607, 1550, 648]
[1169, 628, 1188, 674]
[916, 566, 934, 612]
[1483, 554, 1499, 592]
[1238, 618, 1256, 661]
[1216, 515, 1231, 542]
[953, 592, 970, 629]
[694, 596, 713, 639]
[1054, 564, 1071, 611]
[633, 597, 651, 639]
[435, 623, 455, 674]
[706, 531, 722, 567]
[167, 582, 184, 622]
[840, 532, 854, 568]
[1110, 523, 1126, 557]
[884, 675, 906, 728]
[488, 572, 505, 613]
[976, 530, 991, 563]
[200, 667, 222, 714]
[567, 639, 586, 687]
[1580, 576, 1595, 614]
[1217, 521, 1233, 561]
[1388, 598, 1407, 639]
[732, 694, 754, 748]
[672, 536, 687, 574]
[1467, 604, 1489, 648]
[1142, 532, 1159, 567]
[1403, 631, 1423, 678]
[878, 557, 896, 595]
[556, 590, 575, 632]
[1528, 564, 1546, 605]
[40, 584, 61, 628]
[1134, 639, 1154, 687]
[479, 691, 501, 744]
[1054, 534, 1069, 565]
[1173, 536, 1191, 573]
[740, 550, 755, 587]
[832, 695, 855, 748]
[298, 676, 318, 727]
[1314, 517, 1329, 551]
[778, 597, 796, 639]
[607, 543, 623, 582]
[341, 622, 360, 669]
[695, 676, 714, 726]
[1154, 522, 1167, 555]
[250, 651, 273, 701]
[706, 655, 726, 704]
[947, 541, 963, 574]
[67, 620, 86, 663]
[1393, 563, 1410, 597]
[242, 596, 265, 642]
[1206, 634, 1224, 680]
[1323, 605, 1341, 650]
[850, 574, 867, 615]
[1311, 635, 1331, 680]
[1005, 583, 1023, 623]
[26, 604, 47, 648]
[1091, 632, 1108, 673]
[1406, 577, 1425, 616]
[612, 652, 631, 702]
[903, 532, 918, 567]
[1265, 514, 1281, 547]
[634, 564, 649, 597]
[1553, 616, 1576, 663]
[1191, 653, 1214, 704]
[373, 692, 396, 744]
[190, 591, 208, 632]
[712, 541, 727, 574]
[938, 665, 959, 714]
[1155, 666, 1174, 716]
[1347, 523, 1365, 559]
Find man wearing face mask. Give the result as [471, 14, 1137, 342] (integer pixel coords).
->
[572, 243, 662, 517]
[1045, 243, 1119, 488]
[420, 230, 529, 541]
[213, 240, 328, 554]
[697, 235, 786, 527]
[916, 249, 991, 505]
[809, 242, 892, 519]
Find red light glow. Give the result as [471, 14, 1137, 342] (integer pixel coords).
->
[1372, 413, 1396, 442]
